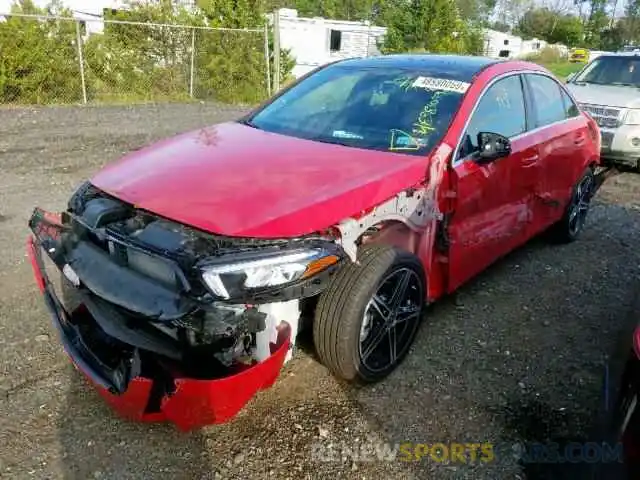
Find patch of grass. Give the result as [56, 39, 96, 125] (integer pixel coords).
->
[523, 46, 585, 81]
[539, 61, 584, 79]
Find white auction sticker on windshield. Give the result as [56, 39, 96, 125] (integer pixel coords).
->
[332, 130, 363, 139]
[412, 76, 470, 93]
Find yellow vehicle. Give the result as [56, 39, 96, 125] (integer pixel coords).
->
[569, 48, 590, 63]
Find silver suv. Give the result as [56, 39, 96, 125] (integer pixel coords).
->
[566, 52, 640, 169]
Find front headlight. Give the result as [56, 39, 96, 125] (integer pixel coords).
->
[623, 109, 640, 125]
[200, 248, 340, 299]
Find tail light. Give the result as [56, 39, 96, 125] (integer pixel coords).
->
[633, 325, 640, 359]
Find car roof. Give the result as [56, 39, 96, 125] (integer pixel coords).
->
[333, 54, 503, 83]
[603, 52, 640, 57]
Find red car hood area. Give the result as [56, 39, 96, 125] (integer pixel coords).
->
[90, 122, 428, 237]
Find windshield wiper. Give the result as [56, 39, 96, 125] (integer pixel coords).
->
[308, 135, 386, 150]
[237, 118, 260, 129]
[308, 137, 355, 147]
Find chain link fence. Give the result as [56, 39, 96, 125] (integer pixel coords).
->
[0, 13, 270, 105]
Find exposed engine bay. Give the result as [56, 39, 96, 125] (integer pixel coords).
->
[29, 182, 346, 397]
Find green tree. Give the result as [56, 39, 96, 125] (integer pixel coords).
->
[489, 21, 511, 32]
[584, 0, 609, 48]
[382, 0, 480, 54]
[623, 0, 640, 44]
[494, 0, 533, 28]
[83, 1, 204, 102]
[82, 0, 292, 104]
[97, 1, 203, 101]
[599, 22, 626, 50]
[0, 0, 83, 103]
[516, 8, 557, 39]
[195, 0, 290, 102]
[548, 14, 584, 46]
[516, 8, 583, 47]
[455, 0, 497, 22]
[265, 0, 378, 22]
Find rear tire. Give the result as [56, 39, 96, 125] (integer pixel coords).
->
[548, 167, 595, 244]
[313, 244, 425, 384]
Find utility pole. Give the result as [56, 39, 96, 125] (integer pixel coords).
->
[273, 9, 280, 92]
[75, 20, 87, 104]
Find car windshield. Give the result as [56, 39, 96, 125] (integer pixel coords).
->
[244, 64, 468, 156]
[574, 56, 640, 87]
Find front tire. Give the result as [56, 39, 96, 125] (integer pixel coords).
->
[313, 244, 425, 384]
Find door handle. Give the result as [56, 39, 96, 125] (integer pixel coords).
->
[522, 154, 539, 166]
[574, 134, 586, 145]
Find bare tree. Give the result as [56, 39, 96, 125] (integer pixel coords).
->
[495, 0, 535, 26]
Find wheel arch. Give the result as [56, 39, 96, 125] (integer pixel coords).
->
[357, 220, 420, 254]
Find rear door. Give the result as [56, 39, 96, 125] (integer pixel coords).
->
[522, 73, 588, 235]
[447, 73, 538, 292]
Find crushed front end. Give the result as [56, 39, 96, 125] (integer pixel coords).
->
[27, 183, 345, 431]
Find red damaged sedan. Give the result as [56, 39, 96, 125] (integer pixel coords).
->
[27, 55, 606, 431]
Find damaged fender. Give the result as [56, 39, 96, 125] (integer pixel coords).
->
[335, 143, 454, 268]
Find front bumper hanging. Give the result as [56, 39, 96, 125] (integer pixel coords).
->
[26, 209, 291, 431]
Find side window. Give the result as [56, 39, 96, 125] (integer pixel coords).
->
[560, 88, 580, 119]
[527, 74, 567, 127]
[459, 75, 526, 158]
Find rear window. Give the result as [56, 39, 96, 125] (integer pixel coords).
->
[527, 74, 566, 127]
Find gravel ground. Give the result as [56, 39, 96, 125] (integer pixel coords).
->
[1, 104, 640, 480]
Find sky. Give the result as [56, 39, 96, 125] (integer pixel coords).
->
[0, 0, 125, 15]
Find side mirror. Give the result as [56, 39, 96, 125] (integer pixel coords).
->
[566, 72, 576, 83]
[476, 132, 511, 163]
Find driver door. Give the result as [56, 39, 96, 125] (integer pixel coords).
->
[447, 74, 539, 292]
